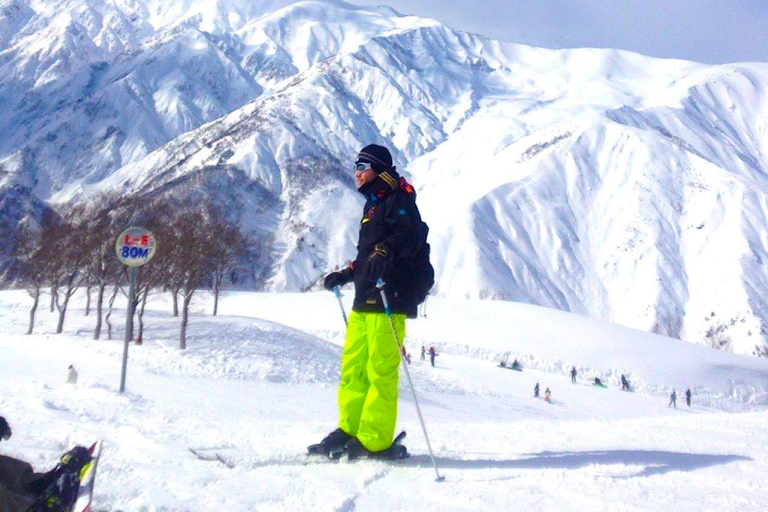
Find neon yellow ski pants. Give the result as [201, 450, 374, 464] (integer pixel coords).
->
[338, 310, 405, 452]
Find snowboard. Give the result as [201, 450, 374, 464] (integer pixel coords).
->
[593, 382, 608, 389]
[73, 440, 103, 512]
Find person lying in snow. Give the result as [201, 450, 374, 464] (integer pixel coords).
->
[0, 416, 91, 512]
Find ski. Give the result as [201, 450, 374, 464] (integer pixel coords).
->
[189, 447, 235, 468]
[73, 440, 103, 512]
[249, 454, 343, 468]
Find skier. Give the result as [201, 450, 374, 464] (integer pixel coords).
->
[420, 345, 426, 361]
[544, 388, 551, 403]
[312, 144, 429, 460]
[400, 346, 410, 365]
[594, 377, 603, 387]
[685, 388, 692, 407]
[570, 366, 577, 384]
[67, 364, 78, 384]
[429, 346, 436, 367]
[534, 382, 540, 398]
[669, 389, 677, 409]
[620, 374, 629, 391]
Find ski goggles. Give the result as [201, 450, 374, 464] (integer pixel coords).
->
[354, 162, 374, 173]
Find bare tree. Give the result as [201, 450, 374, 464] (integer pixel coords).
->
[134, 264, 163, 344]
[85, 198, 125, 340]
[165, 210, 215, 349]
[105, 280, 124, 340]
[52, 205, 95, 334]
[13, 225, 48, 335]
[703, 323, 734, 353]
[44, 223, 66, 314]
[83, 277, 92, 316]
[207, 210, 253, 316]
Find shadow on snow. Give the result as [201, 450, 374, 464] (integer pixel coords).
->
[407, 450, 750, 478]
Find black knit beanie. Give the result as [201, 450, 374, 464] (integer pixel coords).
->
[355, 144, 393, 173]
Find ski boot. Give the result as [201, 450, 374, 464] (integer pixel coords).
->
[307, 428, 353, 459]
[345, 431, 409, 461]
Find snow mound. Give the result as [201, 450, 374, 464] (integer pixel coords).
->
[129, 314, 342, 383]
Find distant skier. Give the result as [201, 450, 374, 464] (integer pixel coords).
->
[429, 346, 436, 367]
[67, 364, 78, 384]
[400, 346, 410, 365]
[685, 388, 692, 407]
[421, 345, 426, 361]
[594, 377, 603, 387]
[669, 389, 677, 409]
[510, 359, 522, 371]
[544, 388, 551, 403]
[570, 366, 577, 384]
[534, 382, 540, 398]
[620, 374, 629, 391]
[498, 360, 507, 368]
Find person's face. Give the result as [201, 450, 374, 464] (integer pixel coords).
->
[355, 163, 377, 189]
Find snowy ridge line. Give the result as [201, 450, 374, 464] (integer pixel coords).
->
[303, 330, 768, 411]
[2, 288, 767, 414]
[409, 337, 768, 410]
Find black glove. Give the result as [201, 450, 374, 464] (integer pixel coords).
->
[0, 416, 11, 441]
[324, 272, 345, 291]
[364, 245, 390, 284]
[324, 266, 352, 291]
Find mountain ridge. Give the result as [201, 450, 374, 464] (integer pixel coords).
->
[2, 0, 768, 355]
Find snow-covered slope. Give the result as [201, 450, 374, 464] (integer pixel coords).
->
[0, 289, 767, 511]
[2, 0, 768, 355]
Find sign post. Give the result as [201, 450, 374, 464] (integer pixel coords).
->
[115, 227, 156, 393]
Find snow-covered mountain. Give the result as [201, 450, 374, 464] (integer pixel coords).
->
[2, 0, 768, 355]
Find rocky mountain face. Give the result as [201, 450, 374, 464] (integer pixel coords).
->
[2, 0, 768, 355]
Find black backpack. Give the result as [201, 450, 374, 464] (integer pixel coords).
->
[410, 220, 434, 305]
[29, 446, 91, 512]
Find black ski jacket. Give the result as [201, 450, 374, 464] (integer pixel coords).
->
[342, 169, 427, 318]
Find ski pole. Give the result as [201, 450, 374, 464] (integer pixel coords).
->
[377, 279, 445, 482]
[333, 286, 348, 326]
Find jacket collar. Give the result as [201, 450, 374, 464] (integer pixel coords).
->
[358, 168, 400, 200]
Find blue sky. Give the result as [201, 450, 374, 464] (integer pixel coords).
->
[352, 0, 768, 64]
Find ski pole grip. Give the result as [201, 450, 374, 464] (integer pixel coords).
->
[376, 279, 392, 316]
[333, 286, 343, 298]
